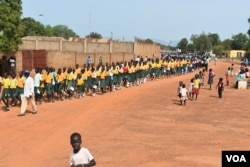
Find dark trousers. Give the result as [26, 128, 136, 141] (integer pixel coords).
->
[218, 88, 223, 98]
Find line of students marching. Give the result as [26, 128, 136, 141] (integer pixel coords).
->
[0, 56, 207, 112]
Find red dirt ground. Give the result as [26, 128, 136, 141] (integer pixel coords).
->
[0, 59, 250, 167]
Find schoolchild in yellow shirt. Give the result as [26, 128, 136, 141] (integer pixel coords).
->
[192, 74, 201, 100]
[134, 62, 140, 85]
[117, 63, 123, 90]
[166, 60, 171, 78]
[75, 64, 81, 75]
[9, 73, 18, 106]
[150, 59, 156, 80]
[127, 62, 134, 87]
[72, 68, 78, 91]
[85, 66, 92, 94]
[99, 67, 106, 94]
[105, 65, 113, 92]
[138, 62, 144, 84]
[62, 67, 68, 93]
[91, 67, 98, 96]
[45, 68, 53, 102]
[81, 68, 87, 96]
[95, 65, 102, 92]
[155, 58, 161, 79]
[76, 73, 84, 98]
[56, 68, 65, 100]
[112, 63, 119, 90]
[15, 71, 25, 105]
[66, 68, 74, 99]
[142, 61, 148, 83]
[1, 73, 10, 111]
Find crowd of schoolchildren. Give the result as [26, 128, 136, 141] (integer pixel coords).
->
[0, 55, 211, 112]
[177, 59, 250, 106]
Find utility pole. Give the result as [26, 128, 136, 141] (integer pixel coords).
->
[110, 31, 113, 40]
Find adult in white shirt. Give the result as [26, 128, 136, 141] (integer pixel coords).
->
[18, 70, 37, 116]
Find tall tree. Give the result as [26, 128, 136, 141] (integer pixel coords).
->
[248, 17, 250, 38]
[187, 43, 195, 53]
[0, 0, 23, 52]
[21, 17, 45, 36]
[231, 33, 249, 50]
[44, 25, 54, 36]
[177, 38, 188, 53]
[190, 32, 212, 54]
[53, 25, 78, 39]
[221, 39, 232, 51]
[85, 32, 102, 39]
[208, 33, 220, 47]
[213, 45, 224, 57]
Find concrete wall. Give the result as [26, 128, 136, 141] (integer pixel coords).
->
[1, 38, 161, 74]
[46, 51, 135, 70]
[19, 38, 160, 57]
[87, 43, 110, 53]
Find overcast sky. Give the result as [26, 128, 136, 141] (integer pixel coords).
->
[22, 0, 250, 44]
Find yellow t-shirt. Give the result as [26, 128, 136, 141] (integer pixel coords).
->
[3, 78, 10, 89]
[67, 73, 74, 81]
[113, 68, 119, 75]
[45, 73, 52, 84]
[156, 63, 161, 69]
[56, 73, 64, 83]
[76, 78, 84, 86]
[82, 72, 87, 81]
[17, 77, 25, 88]
[40, 74, 45, 88]
[193, 79, 200, 88]
[10, 78, 18, 89]
[100, 72, 106, 79]
[75, 68, 81, 74]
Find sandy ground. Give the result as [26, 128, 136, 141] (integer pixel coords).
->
[0, 59, 249, 167]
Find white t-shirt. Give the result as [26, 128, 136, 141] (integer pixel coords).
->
[188, 83, 194, 92]
[34, 73, 41, 87]
[180, 88, 187, 96]
[10, 58, 15, 67]
[70, 148, 94, 166]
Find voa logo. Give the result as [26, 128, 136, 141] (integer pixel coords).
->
[226, 155, 247, 163]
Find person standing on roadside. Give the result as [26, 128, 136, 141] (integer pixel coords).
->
[17, 70, 37, 116]
[216, 77, 224, 98]
[87, 56, 92, 67]
[207, 68, 215, 90]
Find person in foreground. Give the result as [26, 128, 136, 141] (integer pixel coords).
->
[70, 132, 96, 167]
[17, 70, 37, 116]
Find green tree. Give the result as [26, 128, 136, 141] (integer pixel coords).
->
[221, 39, 232, 51]
[208, 33, 220, 47]
[213, 45, 224, 57]
[187, 43, 195, 53]
[0, 0, 23, 51]
[53, 25, 79, 39]
[44, 25, 54, 36]
[190, 32, 212, 54]
[85, 32, 102, 39]
[231, 33, 249, 50]
[248, 17, 250, 38]
[21, 17, 45, 36]
[145, 38, 154, 43]
[177, 38, 188, 53]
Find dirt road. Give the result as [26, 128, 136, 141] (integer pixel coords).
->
[0, 59, 249, 167]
